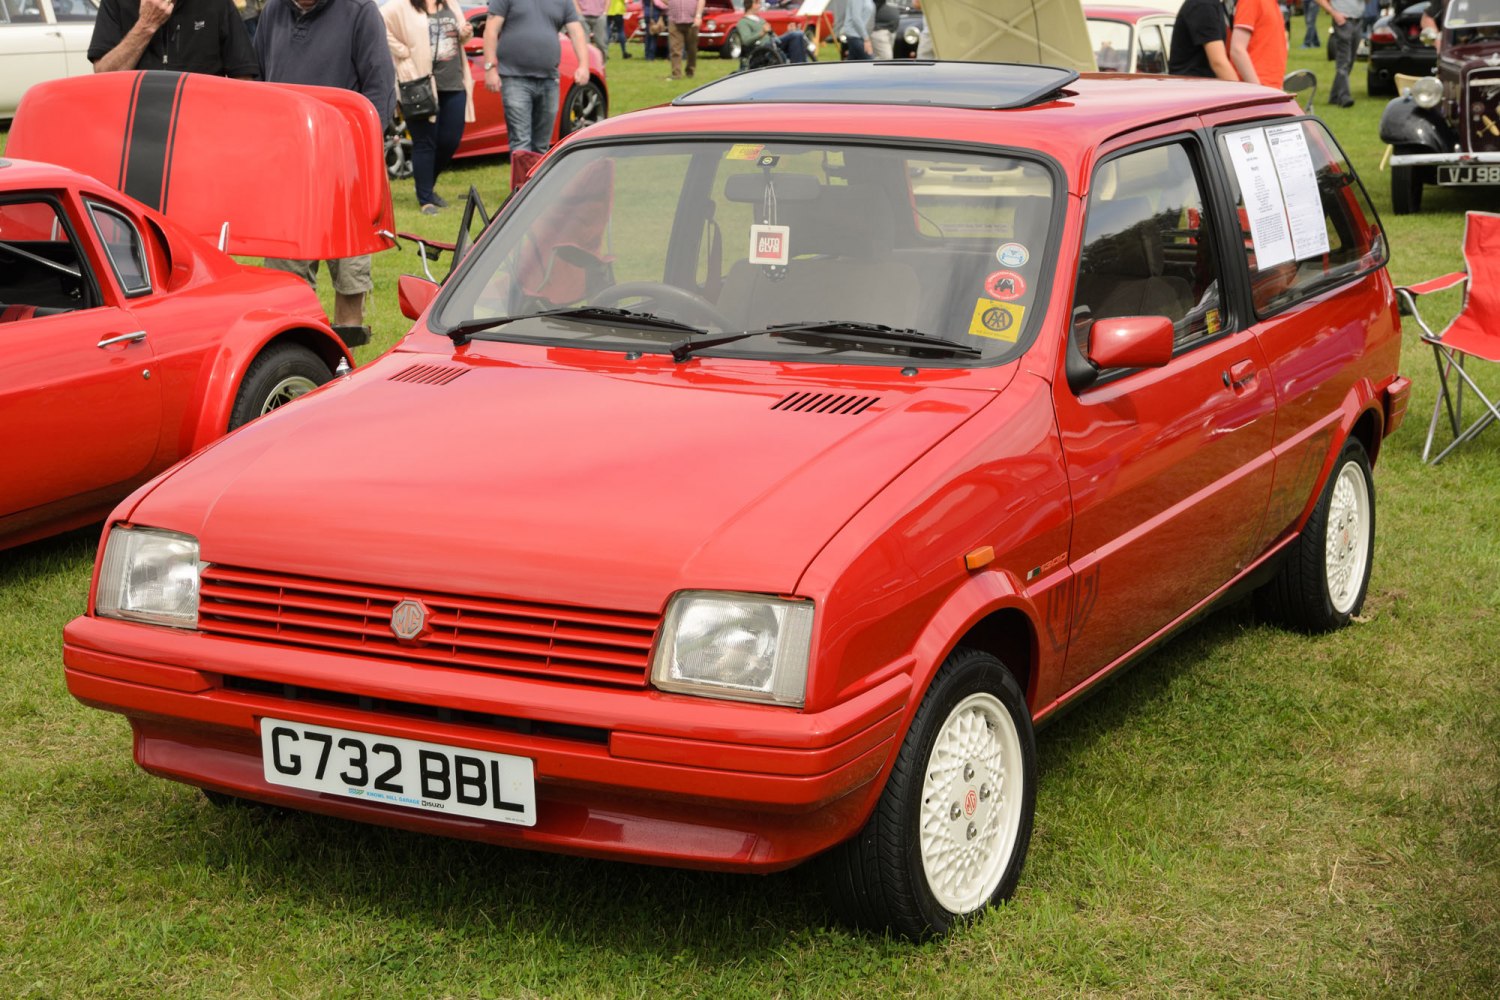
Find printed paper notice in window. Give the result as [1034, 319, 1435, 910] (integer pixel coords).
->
[1223, 128, 1294, 269]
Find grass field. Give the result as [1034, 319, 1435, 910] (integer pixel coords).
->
[1, 43, 1497, 998]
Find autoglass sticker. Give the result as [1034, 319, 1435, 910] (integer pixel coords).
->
[726, 143, 765, 161]
[968, 299, 1025, 341]
[995, 242, 1029, 267]
[1223, 124, 1330, 269]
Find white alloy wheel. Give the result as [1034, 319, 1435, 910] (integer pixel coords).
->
[259, 374, 320, 416]
[1324, 458, 1372, 615]
[918, 690, 1025, 915]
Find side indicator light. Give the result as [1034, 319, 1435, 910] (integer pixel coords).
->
[964, 546, 995, 571]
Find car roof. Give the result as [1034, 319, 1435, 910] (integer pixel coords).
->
[0, 157, 107, 194]
[576, 64, 1298, 182]
[1084, 5, 1176, 22]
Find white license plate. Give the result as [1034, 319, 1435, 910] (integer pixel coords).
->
[1438, 165, 1500, 185]
[260, 718, 536, 826]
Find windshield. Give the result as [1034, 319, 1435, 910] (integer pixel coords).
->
[1447, 0, 1500, 27]
[1087, 20, 1133, 71]
[436, 138, 1056, 366]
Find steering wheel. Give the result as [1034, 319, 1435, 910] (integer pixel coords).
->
[591, 281, 730, 332]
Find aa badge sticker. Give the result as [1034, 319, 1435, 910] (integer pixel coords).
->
[749, 224, 791, 266]
[995, 242, 1029, 267]
[968, 298, 1025, 341]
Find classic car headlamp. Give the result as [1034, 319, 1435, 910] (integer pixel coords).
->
[1410, 76, 1443, 110]
[95, 526, 202, 629]
[651, 592, 814, 706]
[903, 25, 921, 46]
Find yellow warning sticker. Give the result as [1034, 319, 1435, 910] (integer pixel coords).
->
[1206, 308, 1221, 335]
[726, 144, 765, 161]
[968, 299, 1025, 341]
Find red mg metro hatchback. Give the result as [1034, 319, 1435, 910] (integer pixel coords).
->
[64, 63, 1410, 939]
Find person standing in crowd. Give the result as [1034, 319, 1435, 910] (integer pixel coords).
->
[1302, 0, 1320, 47]
[482, 0, 590, 184]
[89, 0, 258, 75]
[664, 0, 704, 80]
[576, 0, 608, 63]
[642, 0, 665, 60]
[1317, 0, 1363, 106]
[836, 0, 874, 59]
[256, 0, 394, 330]
[1229, 0, 1288, 87]
[1168, 0, 1237, 79]
[236, 0, 265, 40]
[732, 0, 769, 67]
[870, 0, 898, 59]
[606, 0, 631, 59]
[383, 0, 475, 214]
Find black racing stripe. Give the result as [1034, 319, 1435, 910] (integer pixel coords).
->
[157, 74, 188, 216]
[117, 72, 146, 192]
[121, 71, 187, 211]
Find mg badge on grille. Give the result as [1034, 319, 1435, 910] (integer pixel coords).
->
[390, 599, 430, 641]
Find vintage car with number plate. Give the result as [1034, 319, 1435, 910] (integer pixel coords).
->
[63, 62, 1408, 939]
[1, 71, 393, 551]
[1379, 0, 1500, 212]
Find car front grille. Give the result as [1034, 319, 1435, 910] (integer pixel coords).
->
[198, 565, 659, 688]
[1465, 69, 1500, 155]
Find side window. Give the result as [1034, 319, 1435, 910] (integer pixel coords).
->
[51, 0, 99, 22]
[0, 198, 89, 317]
[1073, 141, 1226, 356]
[87, 201, 152, 296]
[1136, 25, 1166, 74]
[1, 0, 44, 23]
[1216, 119, 1387, 316]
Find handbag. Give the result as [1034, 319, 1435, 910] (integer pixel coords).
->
[398, 76, 438, 120]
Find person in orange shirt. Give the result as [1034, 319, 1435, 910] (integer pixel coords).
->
[1228, 0, 1289, 87]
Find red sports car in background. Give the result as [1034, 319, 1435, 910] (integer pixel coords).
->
[623, 0, 835, 59]
[2, 72, 392, 551]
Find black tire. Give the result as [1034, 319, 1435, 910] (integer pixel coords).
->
[822, 647, 1036, 940]
[228, 343, 333, 430]
[559, 79, 607, 138]
[746, 43, 786, 70]
[721, 35, 742, 60]
[1391, 161, 1423, 215]
[1257, 438, 1375, 633]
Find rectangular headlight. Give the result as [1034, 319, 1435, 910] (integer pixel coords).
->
[95, 526, 202, 629]
[651, 592, 814, 707]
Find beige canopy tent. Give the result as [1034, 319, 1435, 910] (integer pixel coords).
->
[913, 0, 1096, 72]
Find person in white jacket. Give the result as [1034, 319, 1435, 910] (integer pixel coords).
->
[383, 0, 477, 213]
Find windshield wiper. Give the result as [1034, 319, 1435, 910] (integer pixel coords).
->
[670, 320, 981, 362]
[441, 307, 704, 345]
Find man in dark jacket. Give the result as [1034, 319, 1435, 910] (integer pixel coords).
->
[254, 0, 394, 330]
[89, 0, 258, 75]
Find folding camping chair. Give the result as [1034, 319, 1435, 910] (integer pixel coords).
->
[1395, 211, 1500, 464]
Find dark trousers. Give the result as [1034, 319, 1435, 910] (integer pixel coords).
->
[408, 89, 467, 206]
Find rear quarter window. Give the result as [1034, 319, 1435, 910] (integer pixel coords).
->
[1216, 119, 1387, 318]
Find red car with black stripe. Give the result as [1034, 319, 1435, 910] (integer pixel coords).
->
[1, 71, 393, 551]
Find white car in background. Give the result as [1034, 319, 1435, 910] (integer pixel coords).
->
[1, 0, 96, 120]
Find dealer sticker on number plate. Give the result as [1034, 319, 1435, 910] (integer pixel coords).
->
[260, 718, 536, 826]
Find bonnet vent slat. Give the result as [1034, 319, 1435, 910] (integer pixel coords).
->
[772, 392, 880, 415]
[390, 364, 468, 385]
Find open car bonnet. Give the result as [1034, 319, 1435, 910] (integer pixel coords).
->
[923, 0, 1095, 70]
[7, 72, 395, 259]
[125, 359, 1004, 609]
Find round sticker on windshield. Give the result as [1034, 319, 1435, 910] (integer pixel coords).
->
[995, 242, 1029, 267]
[984, 270, 1026, 301]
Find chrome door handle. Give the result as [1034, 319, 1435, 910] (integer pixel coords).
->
[97, 330, 147, 348]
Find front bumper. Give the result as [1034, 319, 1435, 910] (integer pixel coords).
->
[63, 615, 908, 872]
[1388, 151, 1500, 166]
